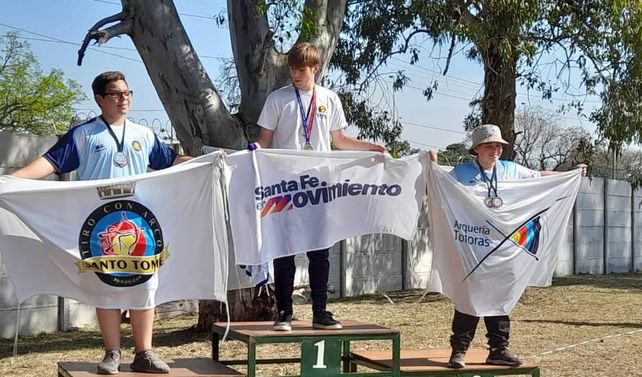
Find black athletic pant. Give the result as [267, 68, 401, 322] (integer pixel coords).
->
[450, 309, 510, 350]
[273, 248, 330, 313]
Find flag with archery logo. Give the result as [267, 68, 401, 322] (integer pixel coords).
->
[0, 152, 228, 309]
[226, 149, 428, 265]
[427, 163, 581, 316]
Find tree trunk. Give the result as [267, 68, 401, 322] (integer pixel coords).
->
[481, 45, 518, 160]
[227, 0, 290, 140]
[126, 0, 247, 155]
[228, 0, 347, 140]
[196, 286, 275, 331]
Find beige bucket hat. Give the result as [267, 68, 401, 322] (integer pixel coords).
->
[469, 124, 509, 155]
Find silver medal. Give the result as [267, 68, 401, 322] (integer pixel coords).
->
[113, 151, 128, 167]
[484, 197, 494, 208]
[491, 196, 503, 208]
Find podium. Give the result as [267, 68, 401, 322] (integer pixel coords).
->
[350, 349, 540, 377]
[58, 358, 242, 377]
[212, 320, 401, 377]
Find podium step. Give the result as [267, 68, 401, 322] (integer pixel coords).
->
[212, 320, 401, 377]
[351, 348, 540, 376]
[58, 358, 243, 377]
[213, 319, 399, 338]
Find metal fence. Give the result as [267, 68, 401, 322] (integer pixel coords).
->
[73, 112, 179, 144]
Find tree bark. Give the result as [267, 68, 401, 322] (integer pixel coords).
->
[196, 286, 275, 331]
[126, 0, 247, 155]
[228, 0, 346, 140]
[481, 44, 518, 160]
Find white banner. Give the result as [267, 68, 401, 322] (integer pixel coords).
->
[226, 149, 428, 265]
[0, 152, 228, 309]
[427, 163, 581, 316]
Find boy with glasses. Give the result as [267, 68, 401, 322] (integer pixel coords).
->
[12, 71, 191, 374]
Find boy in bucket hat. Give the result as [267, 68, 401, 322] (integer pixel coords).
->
[442, 124, 586, 369]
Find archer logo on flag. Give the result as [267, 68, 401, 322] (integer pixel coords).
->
[76, 200, 170, 287]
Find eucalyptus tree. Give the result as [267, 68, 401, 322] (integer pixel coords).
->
[333, 1, 642, 158]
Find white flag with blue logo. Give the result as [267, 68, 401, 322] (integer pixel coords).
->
[226, 149, 428, 265]
[427, 163, 581, 316]
[0, 153, 228, 309]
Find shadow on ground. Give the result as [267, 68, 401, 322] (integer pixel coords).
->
[552, 274, 642, 290]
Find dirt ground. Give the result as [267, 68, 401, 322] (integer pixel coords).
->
[1, 274, 641, 376]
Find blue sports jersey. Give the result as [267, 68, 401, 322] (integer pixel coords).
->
[44, 117, 176, 180]
[451, 159, 539, 186]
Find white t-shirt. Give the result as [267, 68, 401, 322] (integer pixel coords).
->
[257, 84, 348, 151]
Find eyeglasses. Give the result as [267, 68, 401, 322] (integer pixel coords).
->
[102, 90, 133, 100]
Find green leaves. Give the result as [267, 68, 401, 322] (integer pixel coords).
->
[0, 32, 85, 135]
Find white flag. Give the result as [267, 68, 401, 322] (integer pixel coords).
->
[226, 149, 428, 265]
[427, 163, 581, 316]
[0, 153, 228, 309]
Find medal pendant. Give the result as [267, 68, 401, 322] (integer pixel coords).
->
[484, 197, 494, 208]
[113, 152, 128, 167]
[303, 143, 313, 150]
[491, 197, 503, 208]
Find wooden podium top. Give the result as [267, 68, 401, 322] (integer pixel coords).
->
[351, 348, 538, 373]
[58, 358, 242, 377]
[213, 320, 398, 341]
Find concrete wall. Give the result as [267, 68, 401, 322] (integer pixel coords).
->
[574, 178, 605, 273]
[634, 187, 642, 272]
[0, 132, 58, 176]
[606, 179, 633, 273]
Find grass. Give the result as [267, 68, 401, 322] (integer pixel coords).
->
[1, 274, 642, 376]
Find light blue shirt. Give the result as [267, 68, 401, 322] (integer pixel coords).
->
[451, 159, 540, 186]
[44, 117, 176, 180]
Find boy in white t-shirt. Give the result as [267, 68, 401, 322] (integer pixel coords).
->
[254, 42, 385, 331]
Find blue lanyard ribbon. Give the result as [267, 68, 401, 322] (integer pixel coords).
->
[478, 162, 498, 198]
[294, 87, 317, 145]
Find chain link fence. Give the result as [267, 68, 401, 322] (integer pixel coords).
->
[73, 112, 179, 145]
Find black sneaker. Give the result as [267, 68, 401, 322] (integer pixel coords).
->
[130, 349, 170, 373]
[273, 310, 293, 331]
[97, 349, 121, 375]
[312, 310, 342, 330]
[486, 347, 522, 367]
[447, 349, 466, 369]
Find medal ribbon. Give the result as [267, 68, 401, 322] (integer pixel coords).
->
[294, 87, 317, 145]
[101, 116, 126, 153]
[478, 161, 498, 198]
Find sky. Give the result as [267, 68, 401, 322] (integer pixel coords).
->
[0, 0, 601, 151]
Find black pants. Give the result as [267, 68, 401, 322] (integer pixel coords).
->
[273, 248, 329, 313]
[450, 309, 510, 350]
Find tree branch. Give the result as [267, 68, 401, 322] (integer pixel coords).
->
[77, 10, 132, 66]
[357, 28, 430, 92]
